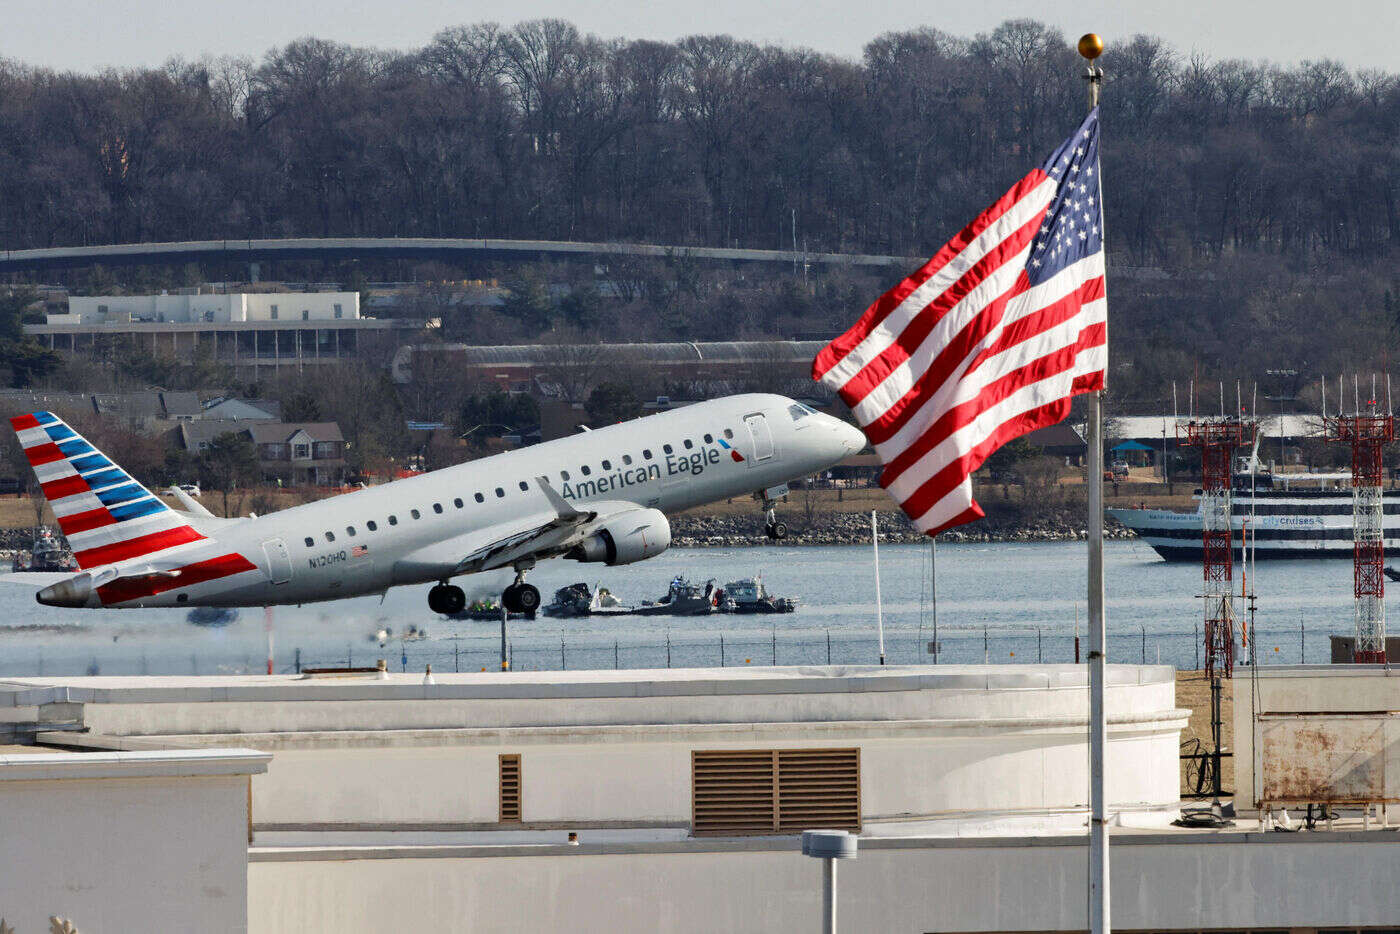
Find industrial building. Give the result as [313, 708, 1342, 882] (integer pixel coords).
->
[26, 290, 420, 376]
[2, 662, 1399, 932]
[390, 341, 823, 393]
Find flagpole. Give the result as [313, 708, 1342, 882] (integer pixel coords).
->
[1078, 31, 1110, 934]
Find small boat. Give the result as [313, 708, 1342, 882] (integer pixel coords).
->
[542, 583, 632, 618]
[717, 576, 797, 614]
[448, 597, 535, 622]
[632, 577, 718, 616]
[369, 624, 430, 642]
[12, 528, 76, 572]
[186, 607, 239, 626]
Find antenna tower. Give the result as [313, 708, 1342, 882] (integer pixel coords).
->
[1324, 381, 1394, 663]
[1179, 408, 1251, 678]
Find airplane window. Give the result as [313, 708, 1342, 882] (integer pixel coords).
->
[495, 487, 505, 498]
[304, 537, 314, 547]
[433, 503, 443, 514]
[704, 434, 713, 444]
[683, 439, 693, 449]
[411, 509, 421, 519]
[325, 531, 335, 542]
[367, 520, 377, 531]
[474, 492, 484, 503]
[642, 449, 652, 459]
[519, 481, 529, 491]
[601, 460, 611, 470]
[346, 526, 356, 537]
[663, 444, 673, 454]
[581, 465, 591, 476]
[561, 470, 570, 481]
[788, 404, 810, 421]
[388, 515, 398, 525]
[454, 498, 463, 508]
[622, 454, 632, 465]
[724, 428, 734, 439]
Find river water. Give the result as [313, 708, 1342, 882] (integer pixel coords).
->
[0, 539, 1360, 676]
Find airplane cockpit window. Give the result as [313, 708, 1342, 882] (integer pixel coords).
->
[411, 509, 421, 520]
[304, 537, 314, 547]
[433, 503, 443, 514]
[325, 531, 335, 542]
[788, 404, 811, 422]
[346, 526, 357, 536]
[475, 493, 484, 503]
[367, 521, 377, 531]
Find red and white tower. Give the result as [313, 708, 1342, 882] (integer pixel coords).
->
[1179, 417, 1249, 679]
[1325, 399, 1394, 663]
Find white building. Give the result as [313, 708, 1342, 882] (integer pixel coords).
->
[51, 291, 360, 326]
[4, 663, 1400, 932]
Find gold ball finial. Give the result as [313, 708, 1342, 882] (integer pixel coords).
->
[1078, 33, 1104, 60]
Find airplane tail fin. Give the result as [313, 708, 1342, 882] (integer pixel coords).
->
[11, 411, 206, 570]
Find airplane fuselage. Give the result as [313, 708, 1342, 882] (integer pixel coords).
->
[34, 394, 863, 609]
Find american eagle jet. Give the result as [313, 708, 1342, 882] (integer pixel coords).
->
[14, 395, 863, 613]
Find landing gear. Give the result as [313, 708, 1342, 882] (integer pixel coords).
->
[762, 503, 788, 540]
[503, 583, 541, 614]
[428, 583, 466, 615]
[502, 563, 541, 615]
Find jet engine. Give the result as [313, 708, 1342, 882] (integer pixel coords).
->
[567, 508, 671, 565]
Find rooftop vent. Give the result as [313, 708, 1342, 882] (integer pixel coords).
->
[691, 748, 860, 836]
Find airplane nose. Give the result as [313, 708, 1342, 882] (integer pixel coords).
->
[836, 420, 867, 453]
[37, 574, 92, 608]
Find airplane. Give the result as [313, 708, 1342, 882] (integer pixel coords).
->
[14, 394, 865, 613]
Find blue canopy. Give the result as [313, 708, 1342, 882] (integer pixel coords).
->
[1111, 440, 1154, 452]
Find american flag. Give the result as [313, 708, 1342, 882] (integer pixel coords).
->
[351, 544, 369, 558]
[813, 108, 1107, 535]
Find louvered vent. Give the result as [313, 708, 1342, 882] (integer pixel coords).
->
[499, 754, 522, 823]
[775, 748, 860, 833]
[691, 748, 860, 836]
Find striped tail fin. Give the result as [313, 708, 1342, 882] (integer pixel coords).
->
[11, 411, 205, 570]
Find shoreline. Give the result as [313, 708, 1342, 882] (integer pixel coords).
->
[669, 512, 1135, 547]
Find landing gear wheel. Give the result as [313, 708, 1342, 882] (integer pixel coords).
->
[502, 583, 541, 614]
[765, 521, 788, 541]
[428, 583, 466, 615]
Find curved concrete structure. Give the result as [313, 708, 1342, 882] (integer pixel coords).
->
[0, 237, 909, 272]
[6, 664, 1188, 836]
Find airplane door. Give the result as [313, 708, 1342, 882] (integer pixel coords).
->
[262, 539, 292, 585]
[744, 413, 774, 464]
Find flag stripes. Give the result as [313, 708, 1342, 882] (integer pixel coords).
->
[815, 108, 1107, 535]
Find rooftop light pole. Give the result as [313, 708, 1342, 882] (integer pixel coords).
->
[802, 829, 857, 934]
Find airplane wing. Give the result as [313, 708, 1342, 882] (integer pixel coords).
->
[453, 477, 596, 573]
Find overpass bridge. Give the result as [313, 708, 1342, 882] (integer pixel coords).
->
[0, 237, 910, 274]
